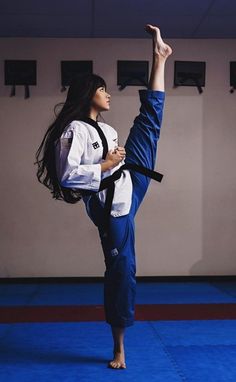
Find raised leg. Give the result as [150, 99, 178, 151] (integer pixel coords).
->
[124, 25, 172, 215]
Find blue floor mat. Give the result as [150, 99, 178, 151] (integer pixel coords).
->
[0, 281, 236, 381]
[0, 321, 183, 382]
[0, 282, 236, 306]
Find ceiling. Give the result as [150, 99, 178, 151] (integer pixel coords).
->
[0, 0, 236, 39]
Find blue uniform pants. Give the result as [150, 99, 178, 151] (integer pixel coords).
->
[85, 89, 165, 327]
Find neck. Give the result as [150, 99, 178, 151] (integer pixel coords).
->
[88, 116, 97, 122]
[88, 111, 98, 121]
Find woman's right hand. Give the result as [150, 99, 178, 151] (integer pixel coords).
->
[102, 146, 126, 171]
[105, 146, 126, 169]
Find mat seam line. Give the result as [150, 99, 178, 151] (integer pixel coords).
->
[148, 321, 189, 382]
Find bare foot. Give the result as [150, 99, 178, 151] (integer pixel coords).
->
[108, 345, 126, 369]
[145, 24, 173, 59]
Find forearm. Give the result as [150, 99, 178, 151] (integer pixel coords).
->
[60, 163, 101, 191]
[100, 160, 114, 172]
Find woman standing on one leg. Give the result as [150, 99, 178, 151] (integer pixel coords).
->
[35, 24, 172, 371]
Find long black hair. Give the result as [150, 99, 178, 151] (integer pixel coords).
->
[34, 73, 107, 203]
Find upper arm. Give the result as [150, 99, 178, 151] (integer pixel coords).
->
[64, 128, 85, 167]
[57, 126, 86, 179]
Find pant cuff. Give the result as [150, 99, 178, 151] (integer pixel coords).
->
[106, 319, 135, 328]
[139, 88, 165, 100]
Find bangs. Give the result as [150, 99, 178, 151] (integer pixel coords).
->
[96, 77, 107, 91]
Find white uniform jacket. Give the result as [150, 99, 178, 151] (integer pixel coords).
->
[54, 120, 133, 217]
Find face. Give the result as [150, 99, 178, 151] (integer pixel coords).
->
[91, 86, 111, 112]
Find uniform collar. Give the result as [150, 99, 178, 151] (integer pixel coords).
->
[80, 117, 108, 160]
[81, 117, 99, 129]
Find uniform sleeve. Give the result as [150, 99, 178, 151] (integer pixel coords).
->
[59, 128, 102, 191]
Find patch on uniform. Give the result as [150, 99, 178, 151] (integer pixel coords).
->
[92, 141, 100, 149]
[111, 248, 119, 256]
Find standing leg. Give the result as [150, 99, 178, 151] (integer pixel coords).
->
[98, 213, 135, 369]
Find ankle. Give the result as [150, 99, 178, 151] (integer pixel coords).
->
[153, 52, 167, 63]
[114, 343, 124, 352]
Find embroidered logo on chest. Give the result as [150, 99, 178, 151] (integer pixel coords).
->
[92, 141, 100, 149]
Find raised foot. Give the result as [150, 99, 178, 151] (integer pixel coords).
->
[145, 23, 173, 58]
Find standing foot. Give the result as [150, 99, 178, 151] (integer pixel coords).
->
[107, 326, 127, 369]
[108, 344, 126, 369]
[145, 24, 173, 59]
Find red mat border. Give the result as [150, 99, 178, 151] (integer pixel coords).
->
[0, 303, 236, 323]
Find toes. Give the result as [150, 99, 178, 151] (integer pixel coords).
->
[108, 360, 126, 369]
[109, 361, 117, 368]
[109, 362, 118, 368]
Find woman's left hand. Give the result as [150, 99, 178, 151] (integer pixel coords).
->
[113, 146, 126, 157]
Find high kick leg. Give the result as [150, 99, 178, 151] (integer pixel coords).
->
[124, 24, 172, 216]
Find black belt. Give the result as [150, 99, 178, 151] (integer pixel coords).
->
[98, 162, 163, 229]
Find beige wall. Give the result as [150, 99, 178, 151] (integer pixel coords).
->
[0, 37, 235, 277]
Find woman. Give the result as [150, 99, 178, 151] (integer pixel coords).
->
[35, 24, 172, 369]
